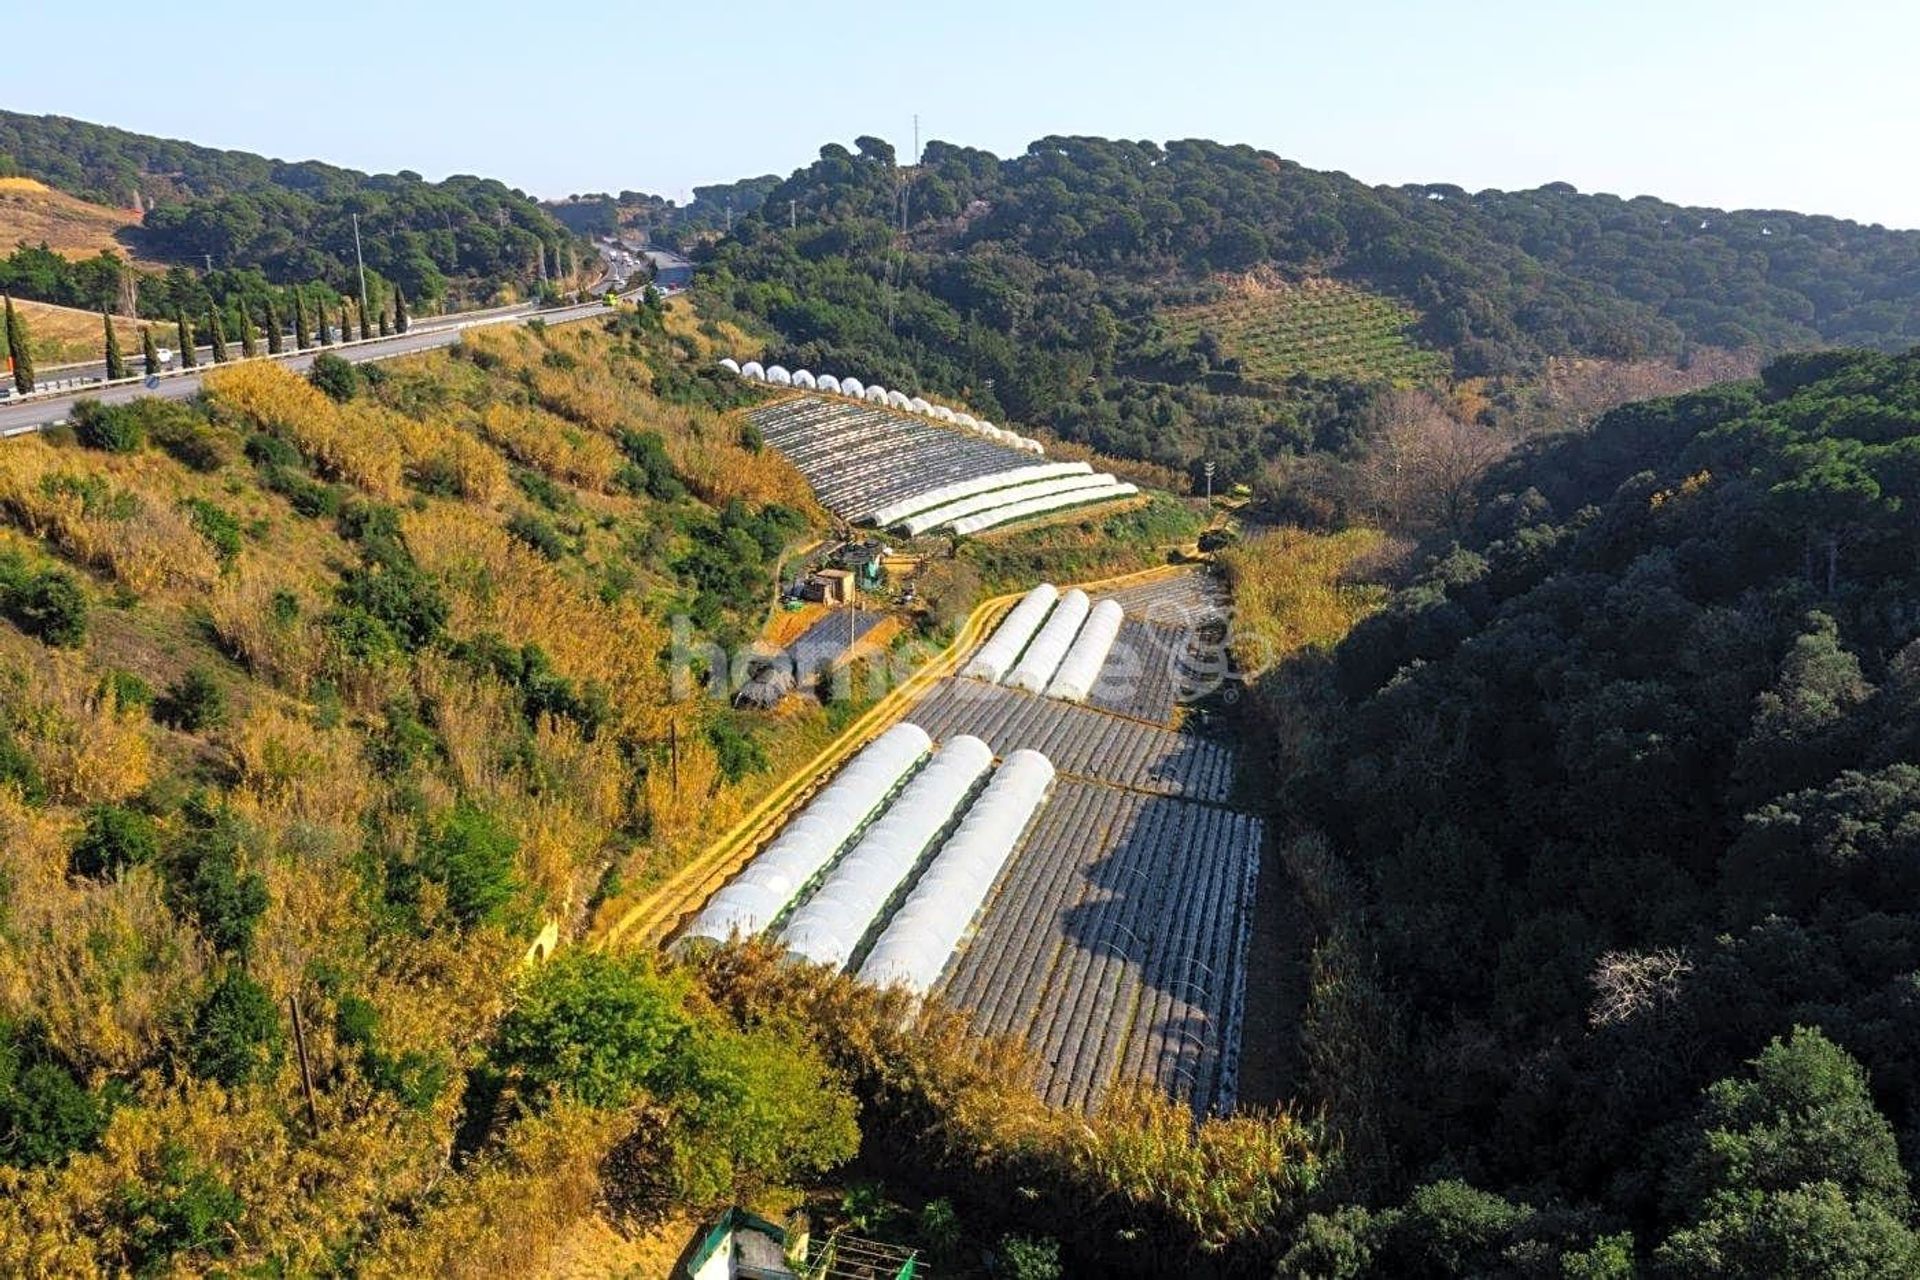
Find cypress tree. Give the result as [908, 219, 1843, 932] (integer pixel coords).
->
[356, 297, 370, 341]
[313, 295, 329, 346]
[0, 294, 10, 376]
[175, 310, 196, 368]
[265, 299, 284, 354]
[207, 307, 229, 363]
[394, 288, 409, 334]
[236, 302, 257, 358]
[4, 295, 33, 393]
[378, 299, 391, 337]
[104, 311, 127, 380]
[338, 302, 351, 345]
[141, 326, 160, 376]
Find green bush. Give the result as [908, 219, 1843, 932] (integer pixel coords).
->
[71, 398, 147, 452]
[417, 803, 520, 927]
[181, 498, 242, 567]
[0, 555, 88, 648]
[495, 952, 694, 1109]
[0, 723, 45, 803]
[706, 717, 768, 782]
[308, 352, 360, 402]
[0, 1019, 106, 1168]
[187, 970, 284, 1087]
[156, 668, 227, 732]
[70, 804, 159, 879]
[998, 1234, 1064, 1280]
[506, 510, 567, 561]
[117, 1142, 244, 1274]
[100, 669, 154, 712]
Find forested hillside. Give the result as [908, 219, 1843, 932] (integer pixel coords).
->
[0, 111, 576, 306]
[698, 135, 1920, 485]
[1251, 347, 1920, 1274]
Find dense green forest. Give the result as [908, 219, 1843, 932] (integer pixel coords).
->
[0, 111, 576, 306]
[1256, 346, 1920, 1274]
[697, 135, 1920, 485]
[545, 176, 781, 246]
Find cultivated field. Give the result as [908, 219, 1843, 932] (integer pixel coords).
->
[10, 298, 152, 366]
[939, 780, 1260, 1113]
[1161, 276, 1447, 385]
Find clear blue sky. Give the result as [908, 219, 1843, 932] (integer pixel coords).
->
[9, 0, 1919, 226]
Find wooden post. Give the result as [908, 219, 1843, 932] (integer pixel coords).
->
[287, 994, 319, 1135]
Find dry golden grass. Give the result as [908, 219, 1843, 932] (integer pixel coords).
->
[226, 702, 374, 830]
[205, 362, 406, 499]
[8, 298, 152, 366]
[12, 660, 156, 805]
[0, 440, 222, 595]
[1219, 526, 1392, 673]
[477, 402, 622, 492]
[0, 176, 143, 260]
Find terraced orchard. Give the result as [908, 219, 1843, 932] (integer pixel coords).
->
[1161, 276, 1448, 385]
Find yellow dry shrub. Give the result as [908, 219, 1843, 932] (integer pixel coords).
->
[659, 401, 815, 509]
[226, 702, 373, 830]
[207, 562, 323, 694]
[476, 402, 621, 492]
[417, 656, 519, 795]
[204, 362, 405, 499]
[391, 410, 508, 505]
[355, 1103, 613, 1279]
[1219, 526, 1391, 676]
[0, 863, 208, 1076]
[401, 506, 670, 738]
[528, 362, 627, 435]
[0, 442, 221, 595]
[16, 662, 154, 804]
[641, 729, 723, 848]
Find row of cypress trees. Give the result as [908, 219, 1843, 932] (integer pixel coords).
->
[92, 288, 413, 382]
[1, 285, 417, 394]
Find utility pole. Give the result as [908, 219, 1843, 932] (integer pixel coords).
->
[350, 213, 370, 328]
[203, 253, 213, 275]
[287, 995, 319, 1135]
[789, 198, 796, 231]
[1204, 459, 1216, 504]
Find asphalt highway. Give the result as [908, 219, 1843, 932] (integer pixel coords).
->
[0, 294, 622, 437]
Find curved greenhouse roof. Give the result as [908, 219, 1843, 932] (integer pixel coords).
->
[792, 369, 817, 389]
[865, 462, 1093, 528]
[950, 483, 1139, 536]
[1046, 599, 1125, 703]
[740, 361, 766, 381]
[900, 472, 1122, 537]
[816, 374, 841, 394]
[864, 384, 890, 404]
[779, 734, 995, 971]
[1007, 589, 1091, 693]
[766, 365, 793, 386]
[718, 357, 741, 374]
[840, 377, 865, 399]
[886, 390, 913, 410]
[681, 722, 932, 944]
[962, 584, 1058, 683]
[858, 749, 1057, 995]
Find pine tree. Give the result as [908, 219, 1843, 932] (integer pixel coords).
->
[4, 295, 33, 393]
[141, 326, 160, 376]
[265, 299, 284, 354]
[236, 302, 257, 358]
[394, 288, 410, 334]
[175, 310, 196, 368]
[207, 307, 229, 363]
[104, 311, 127, 380]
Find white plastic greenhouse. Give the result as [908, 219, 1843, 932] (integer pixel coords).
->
[1007, 589, 1091, 693]
[886, 389, 913, 410]
[681, 722, 932, 944]
[908, 396, 933, 415]
[816, 374, 842, 394]
[962, 584, 1059, 683]
[740, 361, 766, 381]
[899, 473, 1124, 537]
[792, 369, 817, 389]
[864, 384, 889, 404]
[840, 377, 865, 399]
[779, 734, 995, 970]
[1046, 599, 1125, 703]
[864, 462, 1093, 528]
[950, 483, 1139, 537]
[767, 365, 793, 386]
[718, 357, 741, 374]
[858, 749, 1057, 995]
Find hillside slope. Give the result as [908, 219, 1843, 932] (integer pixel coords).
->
[0, 177, 146, 263]
[1255, 346, 1920, 1272]
[699, 135, 1920, 482]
